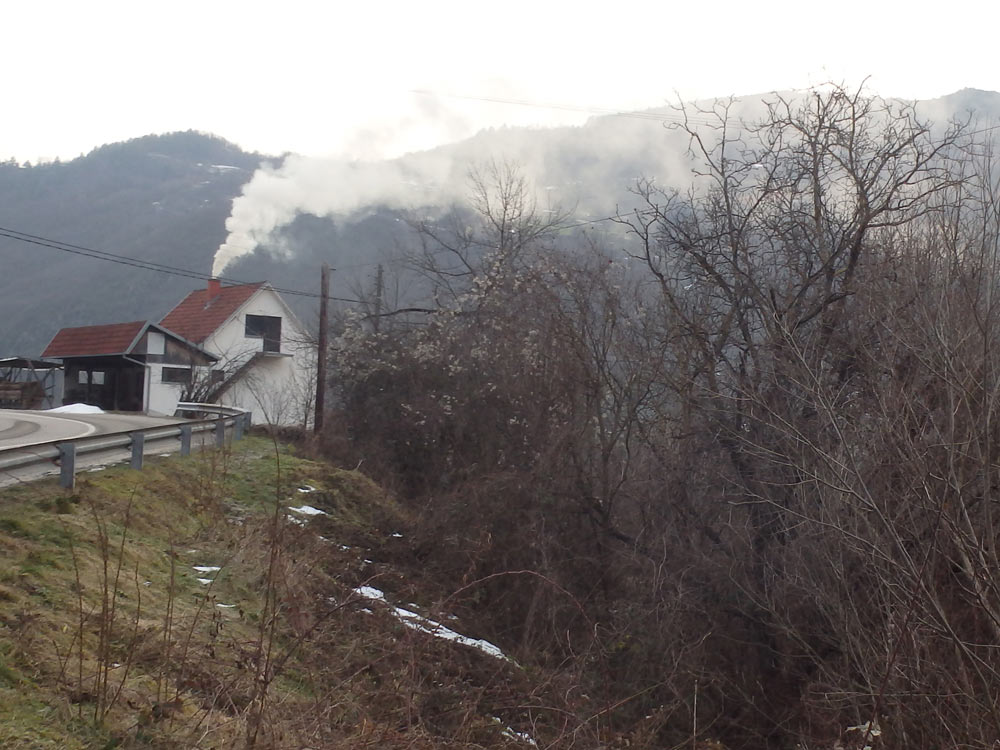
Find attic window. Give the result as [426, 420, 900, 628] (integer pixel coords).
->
[245, 314, 281, 353]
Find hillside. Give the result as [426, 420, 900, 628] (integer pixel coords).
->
[0, 438, 572, 749]
[0, 132, 265, 356]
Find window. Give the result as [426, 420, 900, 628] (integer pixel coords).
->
[91, 371, 105, 385]
[78, 370, 89, 385]
[245, 314, 281, 353]
[161, 367, 192, 384]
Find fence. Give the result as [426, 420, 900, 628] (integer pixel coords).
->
[0, 402, 250, 489]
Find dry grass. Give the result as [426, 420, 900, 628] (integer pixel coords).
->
[0, 437, 549, 750]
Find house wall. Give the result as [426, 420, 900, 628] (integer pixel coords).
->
[202, 289, 315, 427]
[146, 363, 186, 416]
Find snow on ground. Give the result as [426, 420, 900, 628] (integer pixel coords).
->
[193, 566, 221, 573]
[46, 403, 104, 414]
[289, 505, 327, 516]
[492, 716, 538, 746]
[352, 585, 512, 663]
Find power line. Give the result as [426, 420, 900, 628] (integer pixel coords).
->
[408, 88, 725, 128]
[0, 226, 367, 304]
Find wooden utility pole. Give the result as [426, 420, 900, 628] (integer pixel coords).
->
[314, 263, 330, 433]
[373, 263, 384, 333]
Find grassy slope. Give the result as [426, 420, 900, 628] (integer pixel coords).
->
[0, 437, 534, 749]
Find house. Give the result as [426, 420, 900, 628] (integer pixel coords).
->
[41, 321, 217, 414]
[159, 280, 314, 426]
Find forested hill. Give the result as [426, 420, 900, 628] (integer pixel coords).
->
[0, 132, 265, 355]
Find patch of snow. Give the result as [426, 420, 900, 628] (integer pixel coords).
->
[297, 485, 317, 493]
[193, 566, 220, 573]
[846, 720, 882, 750]
[216, 603, 237, 609]
[196, 578, 213, 585]
[338, 544, 351, 551]
[352, 585, 512, 662]
[288, 505, 327, 516]
[492, 716, 538, 746]
[363, 559, 374, 564]
[354, 585, 386, 601]
[47, 403, 104, 414]
[390, 532, 403, 538]
[210, 164, 242, 171]
[846, 721, 881, 737]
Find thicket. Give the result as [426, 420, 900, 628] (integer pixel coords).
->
[330, 86, 1000, 748]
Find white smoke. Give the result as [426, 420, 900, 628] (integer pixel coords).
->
[213, 153, 471, 276]
[211, 92, 825, 277]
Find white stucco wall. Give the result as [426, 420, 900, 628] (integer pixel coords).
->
[146, 363, 185, 416]
[201, 288, 315, 427]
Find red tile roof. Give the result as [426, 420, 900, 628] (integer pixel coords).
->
[159, 282, 264, 344]
[42, 320, 148, 358]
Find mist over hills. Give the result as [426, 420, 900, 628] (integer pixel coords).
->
[4, 88, 1000, 356]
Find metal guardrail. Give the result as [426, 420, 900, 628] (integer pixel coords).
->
[0, 402, 251, 489]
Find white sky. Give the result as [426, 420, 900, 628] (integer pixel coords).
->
[4, 0, 1000, 163]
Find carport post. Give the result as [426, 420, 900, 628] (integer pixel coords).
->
[234, 414, 244, 441]
[58, 443, 76, 490]
[130, 432, 145, 470]
[215, 419, 225, 448]
[179, 424, 192, 456]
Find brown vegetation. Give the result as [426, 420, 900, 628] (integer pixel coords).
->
[329, 86, 1000, 748]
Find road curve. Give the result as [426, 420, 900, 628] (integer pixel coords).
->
[0, 410, 186, 451]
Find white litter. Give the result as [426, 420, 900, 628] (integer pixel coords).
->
[288, 505, 327, 516]
[352, 586, 512, 662]
[47, 403, 104, 414]
[193, 566, 221, 573]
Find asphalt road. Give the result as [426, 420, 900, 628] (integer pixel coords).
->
[0, 410, 186, 450]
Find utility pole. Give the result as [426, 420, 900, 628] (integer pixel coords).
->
[373, 263, 384, 334]
[314, 263, 330, 433]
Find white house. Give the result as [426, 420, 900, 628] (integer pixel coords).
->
[41, 320, 218, 415]
[160, 280, 315, 426]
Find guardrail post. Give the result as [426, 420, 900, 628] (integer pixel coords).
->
[130, 432, 145, 470]
[215, 419, 225, 448]
[58, 443, 76, 490]
[180, 424, 192, 456]
[234, 414, 244, 441]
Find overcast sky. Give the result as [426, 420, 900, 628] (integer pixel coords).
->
[5, 0, 1000, 163]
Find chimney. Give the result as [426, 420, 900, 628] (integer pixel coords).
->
[207, 278, 221, 300]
